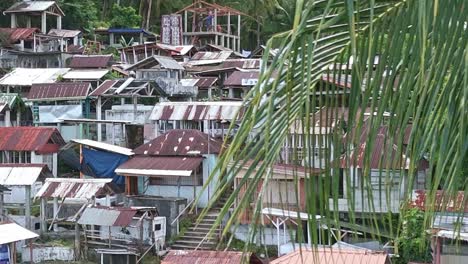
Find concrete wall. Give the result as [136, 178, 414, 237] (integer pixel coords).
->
[21, 246, 75, 263]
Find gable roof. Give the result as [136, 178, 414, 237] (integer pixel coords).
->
[4, 1, 65, 16]
[149, 101, 244, 121]
[270, 248, 390, 264]
[134, 129, 223, 156]
[126, 55, 184, 71]
[0, 127, 65, 153]
[223, 71, 260, 86]
[162, 250, 259, 264]
[28, 82, 91, 101]
[69, 55, 112, 69]
[0, 28, 39, 42]
[0, 222, 39, 244]
[35, 178, 116, 199]
[0, 163, 52, 186]
[48, 29, 81, 38]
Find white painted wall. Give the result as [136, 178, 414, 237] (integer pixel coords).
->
[21, 246, 74, 263]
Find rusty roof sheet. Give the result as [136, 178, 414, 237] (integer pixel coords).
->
[0, 163, 51, 186]
[149, 101, 243, 121]
[191, 51, 233, 61]
[0, 127, 65, 153]
[126, 55, 184, 71]
[195, 77, 218, 88]
[89, 80, 118, 96]
[341, 124, 428, 170]
[133, 129, 223, 156]
[116, 156, 203, 177]
[270, 248, 390, 264]
[78, 206, 138, 226]
[35, 178, 115, 199]
[410, 190, 468, 213]
[221, 59, 261, 69]
[162, 250, 250, 264]
[48, 29, 81, 38]
[223, 71, 260, 86]
[28, 82, 91, 101]
[4, 1, 65, 16]
[0, 28, 39, 42]
[69, 55, 112, 68]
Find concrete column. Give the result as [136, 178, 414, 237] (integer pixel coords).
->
[109, 33, 115, 45]
[74, 223, 81, 260]
[40, 198, 47, 234]
[25, 186, 31, 230]
[237, 15, 241, 52]
[5, 110, 11, 127]
[41, 12, 47, 33]
[56, 16, 62, 30]
[16, 108, 20, 126]
[132, 97, 138, 122]
[97, 97, 102, 141]
[26, 17, 31, 28]
[10, 14, 17, 28]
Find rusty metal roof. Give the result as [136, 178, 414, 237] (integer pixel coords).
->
[89, 80, 118, 96]
[341, 124, 428, 170]
[134, 129, 223, 156]
[410, 190, 468, 213]
[0, 28, 39, 42]
[0, 127, 65, 153]
[221, 59, 261, 69]
[191, 51, 233, 61]
[270, 248, 390, 264]
[4, 1, 65, 16]
[28, 82, 91, 101]
[0, 163, 51, 186]
[116, 156, 203, 177]
[78, 206, 138, 226]
[196, 77, 218, 88]
[223, 71, 260, 86]
[35, 178, 115, 199]
[126, 55, 184, 71]
[48, 29, 81, 38]
[149, 101, 243, 121]
[69, 55, 112, 68]
[162, 250, 252, 264]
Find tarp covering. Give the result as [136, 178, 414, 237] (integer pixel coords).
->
[82, 148, 128, 186]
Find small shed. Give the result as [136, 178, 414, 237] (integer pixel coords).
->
[0, 163, 52, 230]
[48, 29, 82, 47]
[0, 27, 39, 51]
[0, 222, 39, 264]
[3, 1, 65, 33]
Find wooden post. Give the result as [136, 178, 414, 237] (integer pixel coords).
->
[227, 12, 231, 35]
[184, 10, 188, 32]
[108, 226, 112, 248]
[237, 15, 241, 52]
[25, 185, 32, 230]
[40, 198, 47, 235]
[75, 223, 81, 260]
[0, 191, 4, 222]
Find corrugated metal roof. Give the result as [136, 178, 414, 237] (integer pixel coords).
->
[196, 77, 218, 88]
[0, 103, 8, 113]
[108, 28, 154, 36]
[191, 51, 233, 61]
[0, 68, 70, 86]
[48, 29, 81, 38]
[0, 222, 39, 244]
[133, 129, 223, 156]
[156, 43, 195, 56]
[410, 190, 468, 213]
[221, 59, 261, 69]
[223, 71, 260, 86]
[27, 82, 91, 101]
[116, 156, 203, 177]
[90, 80, 118, 96]
[70, 139, 134, 156]
[0, 127, 65, 153]
[270, 248, 390, 264]
[0, 163, 50, 186]
[341, 124, 424, 170]
[0, 93, 21, 109]
[162, 250, 251, 264]
[127, 55, 184, 71]
[4, 1, 63, 15]
[149, 101, 243, 121]
[62, 69, 109, 80]
[35, 178, 115, 199]
[69, 55, 112, 68]
[0, 27, 39, 42]
[78, 206, 137, 226]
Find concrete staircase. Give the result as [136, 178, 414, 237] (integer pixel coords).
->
[170, 195, 230, 250]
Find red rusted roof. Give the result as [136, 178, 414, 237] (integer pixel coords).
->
[28, 82, 91, 100]
[0, 127, 65, 154]
[223, 71, 260, 86]
[341, 124, 427, 170]
[35, 178, 116, 199]
[69, 55, 113, 68]
[271, 248, 390, 264]
[0, 28, 39, 42]
[162, 250, 257, 264]
[221, 59, 261, 69]
[89, 80, 118, 96]
[409, 190, 468, 213]
[117, 156, 203, 171]
[134, 129, 223, 156]
[195, 77, 218, 89]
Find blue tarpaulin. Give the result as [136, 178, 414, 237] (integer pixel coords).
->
[81, 148, 128, 186]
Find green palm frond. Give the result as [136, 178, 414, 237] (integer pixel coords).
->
[197, 0, 466, 260]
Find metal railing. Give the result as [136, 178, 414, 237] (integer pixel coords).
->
[171, 199, 197, 234]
